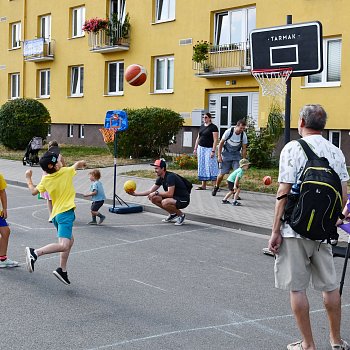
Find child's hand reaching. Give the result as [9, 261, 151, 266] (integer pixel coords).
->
[25, 169, 33, 179]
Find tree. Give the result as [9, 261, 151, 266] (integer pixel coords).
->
[246, 103, 284, 168]
[107, 107, 183, 158]
[0, 98, 51, 149]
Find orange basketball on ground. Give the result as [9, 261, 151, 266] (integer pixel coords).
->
[125, 64, 147, 86]
[263, 176, 272, 186]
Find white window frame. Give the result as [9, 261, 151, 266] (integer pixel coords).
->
[107, 61, 124, 95]
[329, 130, 341, 148]
[110, 0, 126, 22]
[305, 38, 342, 87]
[10, 73, 20, 99]
[70, 66, 84, 97]
[154, 56, 174, 93]
[11, 22, 21, 49]
[40, 15, 51, 41]
[68, 124, 74, 138]
[214, 7, 256, 45]
[39, 69, 50, 98]
[72, 6, 85, 38]
[79, 124, 85, 139]
[155, 0, 175, 23]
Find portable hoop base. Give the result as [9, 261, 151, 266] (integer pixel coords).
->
[109, 194, 143, 214]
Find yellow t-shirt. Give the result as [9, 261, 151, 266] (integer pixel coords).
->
[0, 173, 7, 215]
[36, 166, 77, 220]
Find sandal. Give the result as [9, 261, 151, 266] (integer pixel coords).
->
[195, 186, 206, 190]
[287, 340, 304, 350]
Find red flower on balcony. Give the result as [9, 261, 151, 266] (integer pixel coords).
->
[82, 18, 109, 33]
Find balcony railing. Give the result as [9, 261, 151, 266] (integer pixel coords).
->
[88, 27, 130, 53]
[23, 38, 54, 62]
[193, 41, 251, 77]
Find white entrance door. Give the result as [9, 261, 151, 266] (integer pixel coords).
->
[208, 92, 259, 137]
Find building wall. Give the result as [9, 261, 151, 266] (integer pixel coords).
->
[1, 0, 350, 161]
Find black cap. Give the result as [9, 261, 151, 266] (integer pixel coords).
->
[39, 151, 59, 173]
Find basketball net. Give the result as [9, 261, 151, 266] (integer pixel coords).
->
[252, 68, 293, 97]
[99, 128, 116, 143]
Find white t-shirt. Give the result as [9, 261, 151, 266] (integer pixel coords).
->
[221, 128, 248, 161]
[279, 135, 349, 238]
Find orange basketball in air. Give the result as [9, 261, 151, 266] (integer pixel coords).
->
[263, 176, 272, 186]
[124, 64, 147, 86]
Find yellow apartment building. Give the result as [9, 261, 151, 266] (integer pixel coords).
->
[1, 0, 350, 161]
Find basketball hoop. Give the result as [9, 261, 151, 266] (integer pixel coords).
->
[99, 128, 116, 143]
[252, 68, 293, 96]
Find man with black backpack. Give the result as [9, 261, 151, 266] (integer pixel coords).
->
[268, 105, 349, 350]
[127, 159, 191, 226]
[212, 119, 248, 196]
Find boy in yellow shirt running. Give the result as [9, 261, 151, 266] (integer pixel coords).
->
[25, 150, 86, 285]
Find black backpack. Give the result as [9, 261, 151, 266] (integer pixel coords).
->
[284, 139, 343, 244]
[176, 173, 193, 194]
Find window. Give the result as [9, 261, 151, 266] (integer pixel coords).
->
[39, 69, 50, 98]
[214, 7, 255, 45]
[40, 15, 51, 40]
[10, 73, 20, 99]
[110, 0, 126, 21]
[306, 38, 342, 87]
[155, 0, 175, 22]
[11, 22, 21, 48]
[67, 124, 74, 138]
[329, 130, 341, 148]
[154, 56, 174, 93]
[107, 61, 124, 95]
[72, 6, 85, 38]
[79, 124, 85, 139]
[70, 66, 84, 97]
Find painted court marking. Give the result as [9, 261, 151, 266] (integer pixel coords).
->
[84, 304, 350, 349]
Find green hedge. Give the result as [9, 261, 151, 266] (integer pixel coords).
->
[108, 107, 184, 158]
[0, 98, 51, 150]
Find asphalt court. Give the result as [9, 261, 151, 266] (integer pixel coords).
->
[1, 185, 350, 350]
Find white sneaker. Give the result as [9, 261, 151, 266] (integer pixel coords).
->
[0, 258, 19, 268]
[162, 213, 177, 223]
[331, 339, 350, 350]
[174, 214, 185, 226]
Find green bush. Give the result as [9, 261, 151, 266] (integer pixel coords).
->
[172, 154, 197, 170]
[107, 107, 184, 158]
[247, 103, 284, 168]
[0, 98, 51, 149]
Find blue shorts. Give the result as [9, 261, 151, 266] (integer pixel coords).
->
[52, 209, 75, 239]
[0, 216, 8, 227]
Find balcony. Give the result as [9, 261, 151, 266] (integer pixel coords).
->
[23, 38, 54, 62]
[87, 21, 130, 53]
[193, 42, 251, 78]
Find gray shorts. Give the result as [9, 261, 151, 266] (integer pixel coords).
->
[274, 237, 338, 292]
[219, 159, 240, 175]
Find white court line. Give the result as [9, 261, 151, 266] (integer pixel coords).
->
[7, 203, 47, 211]
[17, 226, 212, 266]
[217, 265, 252, 276]
[6, 221, 31, 231]
[130, 279, 167, 292]
[84, 304, 350, 349]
